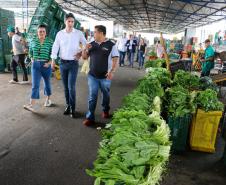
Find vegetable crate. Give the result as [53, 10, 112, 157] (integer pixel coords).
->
[168, 114, 192, 152]
[0, 57, 5, 72]
[190, 109, 223, 153]
[169, 61, 185, 77]
[221, 107, 226, 141]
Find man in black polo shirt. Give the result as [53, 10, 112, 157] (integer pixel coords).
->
[82, 25, 119, 126]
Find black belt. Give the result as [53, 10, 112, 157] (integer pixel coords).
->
[61, 59, 78, 63]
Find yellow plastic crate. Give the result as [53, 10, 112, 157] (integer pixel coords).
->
[190, 109, 223, 153]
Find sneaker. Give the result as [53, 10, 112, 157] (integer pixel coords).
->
[23, 104, 35, 112]
[9, 79, 18, 84]
[19, 81, 29, 85]
[102, 112, 110, 119]
[83, 119, 95, 126]
[44, 99, 52, 107]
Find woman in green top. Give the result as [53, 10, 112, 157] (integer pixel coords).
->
[24, 24, 53, 112]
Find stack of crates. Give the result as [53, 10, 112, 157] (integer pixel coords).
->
[0, 38, 4, 72]
[28, 0, 81, 42]
[0, 8, 15, 72]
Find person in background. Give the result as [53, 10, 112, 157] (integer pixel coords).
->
[126, 34, 137, 68]
[51, 13, 87, 118]
[200, 39, 215, 77]
[156, 41, 164, 58]
[82, 25, 119, 126]
[136, 34, 141, 62]
[22, 28, 28, 39]
[7, 26, 28, 84]
[15, 27, 22, 36]
[116, 32, 127, 67]
[23, 25, 53, 112]
[214, 30, 221, 45]
[138, 38, 147, 69]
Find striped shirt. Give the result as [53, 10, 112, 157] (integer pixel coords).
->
[29, 37, 53, 61]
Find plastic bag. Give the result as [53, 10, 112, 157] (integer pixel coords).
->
[81, 58, 90, 74]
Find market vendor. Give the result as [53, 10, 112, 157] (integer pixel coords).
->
[201, 39, 215, 77]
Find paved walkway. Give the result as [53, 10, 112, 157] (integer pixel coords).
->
[0, 64, 225, 185]
[0, 65, 144, 185]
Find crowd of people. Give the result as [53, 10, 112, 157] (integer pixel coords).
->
[116, 33, 148, 69]
[6, 13, 119, 126]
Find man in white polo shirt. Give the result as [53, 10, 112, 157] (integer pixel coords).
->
[51, 13, 87, 118]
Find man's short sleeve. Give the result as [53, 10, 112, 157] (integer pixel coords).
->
[111, 45, 119, 58]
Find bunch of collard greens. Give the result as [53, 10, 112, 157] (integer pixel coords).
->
[146, 67, 171, 88]
[122, 90, 150, 113]
[195, 89, 224, 112]
[144, 59, 166, 68]
[165, 86, 196, 117]
[149, 51, 157, 57]
[138, 76, 164, 102]
[173, 70, 200, 91]
[87, 102, 171, 185]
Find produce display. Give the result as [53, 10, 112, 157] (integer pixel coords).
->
[87, 109, 171, 185]
[87, 69, 171, 185]
[138, 76, 164, 102]
[145, 67, 171, 88]
[195, 89, 224, 112]
[165, 86, 196, 117]
[122, 90, 150, 113]
[87, 54, 224, 184]
[149, 51, 157, 57]
[144, 59, 166, 68]
[173, 70, 200, 91]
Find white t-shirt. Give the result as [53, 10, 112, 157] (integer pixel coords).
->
[129, 40, 133, 50]
[12, 34, 25, 55]
[116, 37, 127, 52]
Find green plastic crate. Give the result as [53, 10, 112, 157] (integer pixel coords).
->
[49, 28, 58, 40]
[30, 16, 50, 26]
[75, 21, 81, 29]
[59, 23, 65, 30]
[4, 54, 12, 65]
[39, 0, 54, 7]
[223, 145, 226, 166]
[35, 3, 58, 20]
[168, 114, 192, 152]
[55, 9, 65, 21]
[0, 56, 5, 72]
[50, 19, 60, 30]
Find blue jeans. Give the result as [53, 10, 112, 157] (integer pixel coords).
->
[138, 50, 145, 67]
[128, 50, 135, 67]
[86, 74, 111, 121]
[31, 61, 52, 99]
[60, 60, 79, 110]
[119, 51, 126, 66]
